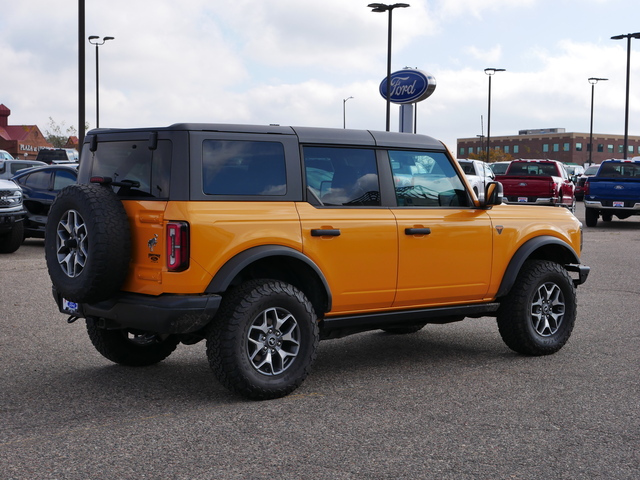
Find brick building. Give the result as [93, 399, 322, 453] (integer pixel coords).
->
[457, 128, 640, 165]
[0, 104, 53, 160]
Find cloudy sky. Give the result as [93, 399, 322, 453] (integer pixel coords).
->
[1, 0, 639, 155]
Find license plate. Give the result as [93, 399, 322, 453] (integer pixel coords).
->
[613, 201, 624, 207]
[518, 197, 528, 203]
[62, 298, 78, 313]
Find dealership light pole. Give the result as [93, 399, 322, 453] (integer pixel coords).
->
[368, 3, 410, 132]
[588, 77, 608, 165]
[88, 35, 115, 128]
[343, 96, 354, 129]
[611, 32, 640, 159]
[79, 0, 85, 147]
[484, 68, 505, 162]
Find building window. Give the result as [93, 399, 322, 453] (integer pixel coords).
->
[564, 143, 570, 151]
[468, 147, 474, 155]
[629, 146, 634, 154]
[543, 144, 549, 152]
[513, 145, 519, 154]
[598, 144, 604, 152]
[575, 143, 582, 151]
[504, 145, 510, 154]
[618, 145, 624, 154]
[477, 147, 482, 154]
[553, 144, 559, 152]
[608, 144, 614, 153]
[459, 147, 465, 156]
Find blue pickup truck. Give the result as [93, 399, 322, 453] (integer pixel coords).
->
[583, 158, 640, 227]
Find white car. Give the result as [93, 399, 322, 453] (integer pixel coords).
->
[457, 159, 495, 201]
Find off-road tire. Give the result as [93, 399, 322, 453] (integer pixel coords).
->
[207, 279, 319, 400]
[86, 321, 180, 366]
[585, 207, 598, 227]
[497, 260, 576, 356]
[0, 220, 24, 254]
[45, 184, 131, 303]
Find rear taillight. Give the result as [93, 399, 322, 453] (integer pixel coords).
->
[166, 221, 189, 272]
[583, 179, 590, 195]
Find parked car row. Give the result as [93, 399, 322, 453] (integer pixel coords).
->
[0, 160, 78, 253]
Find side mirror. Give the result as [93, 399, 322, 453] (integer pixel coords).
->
[483, 181, 504, 207]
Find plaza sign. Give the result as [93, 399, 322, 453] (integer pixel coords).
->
[379, 69, 436, 104]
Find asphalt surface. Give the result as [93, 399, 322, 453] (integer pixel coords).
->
[1, 202, 638, 479]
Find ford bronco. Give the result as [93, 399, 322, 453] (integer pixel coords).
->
[45, 124, 590, 399]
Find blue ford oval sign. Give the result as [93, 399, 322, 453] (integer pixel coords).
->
[379, 69, 436, 104]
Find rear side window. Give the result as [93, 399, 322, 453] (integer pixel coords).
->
[89, 140, 172, 199]
[303, 146, 380, 206]
[389, 150, 469, 207]
[203, 140, 287, 196]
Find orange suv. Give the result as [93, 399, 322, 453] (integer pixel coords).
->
[45, 124, 589, 399]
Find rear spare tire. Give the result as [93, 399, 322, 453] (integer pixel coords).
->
[45, 183, 131, 303]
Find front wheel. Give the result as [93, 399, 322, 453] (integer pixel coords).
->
[207, 280, 319, 400]
[497, 260, 576, 356]
[86, 322, 180, 366]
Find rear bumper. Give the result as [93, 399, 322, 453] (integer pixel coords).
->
[53, 287, 221, 334]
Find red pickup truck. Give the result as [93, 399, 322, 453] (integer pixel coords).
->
[496, 159, 576, 212]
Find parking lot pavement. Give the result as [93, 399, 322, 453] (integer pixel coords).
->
[1, 206, 639, 479]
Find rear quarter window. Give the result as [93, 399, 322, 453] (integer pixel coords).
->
[202, 140, 287, 196]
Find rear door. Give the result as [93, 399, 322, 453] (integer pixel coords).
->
[297, 145, 397, 314]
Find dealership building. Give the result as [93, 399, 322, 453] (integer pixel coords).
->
[457, 128, 640, 165]
[0, 104, 79, 160]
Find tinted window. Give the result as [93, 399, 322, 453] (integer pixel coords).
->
[389, 151, 469, 207]
[22, 170, 51, 190]
[53, 170, 76, 190]
[203, 140, 286, 196]
[303, 146, 380, 206]
[89, 140, 172, 198]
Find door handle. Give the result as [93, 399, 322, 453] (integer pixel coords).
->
[405, 227, 431, 235]
[311, 229, 341, 237]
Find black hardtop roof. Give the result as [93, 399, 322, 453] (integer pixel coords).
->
[87, 123, 445, 150]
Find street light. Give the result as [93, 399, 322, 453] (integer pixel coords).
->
[588, 77, 608, 165]
[368, 3, 410, 132]
[88, 35, 115, 128]
[484, 68, 505, 162]
[611, 32, 640, 159]
[343, 96, 354, 129]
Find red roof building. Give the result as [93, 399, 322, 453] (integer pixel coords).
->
[0, 104, 53, 160]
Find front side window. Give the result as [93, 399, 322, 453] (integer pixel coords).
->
[203, 140, 286, 196]
[389, 151, 469, 207]
[303, 146, 379, 206]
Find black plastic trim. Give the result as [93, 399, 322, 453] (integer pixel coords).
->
[205, 245, 333, 310]
[53, 287, 220, 334]
[495, 236, 582, 298]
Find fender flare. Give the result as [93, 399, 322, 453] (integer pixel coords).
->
[495, 235, 580, 298]
[205, 245, 332, 311]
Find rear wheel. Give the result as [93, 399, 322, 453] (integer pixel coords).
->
[497, 260, 576, 356]
[585, 207, 598, 227]
[207, 279, 319, 400]
[86, 322, 180, 366]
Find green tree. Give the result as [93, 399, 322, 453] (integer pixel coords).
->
[468, 149, 513, 163]
[44, 117, 89, 147]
